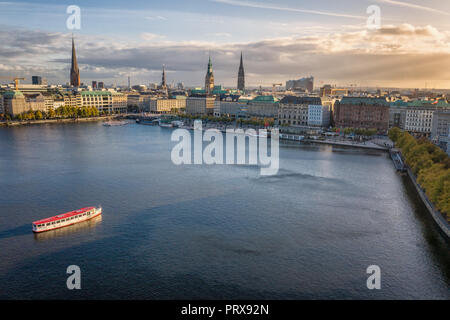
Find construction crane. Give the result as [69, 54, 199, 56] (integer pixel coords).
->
[0, 77, 26, 90]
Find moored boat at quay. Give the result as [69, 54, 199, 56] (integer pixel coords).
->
[32, 206, 102, 233]
[103, 120, 128, 126]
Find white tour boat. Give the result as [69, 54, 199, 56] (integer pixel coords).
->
[32, 206, 102, 233]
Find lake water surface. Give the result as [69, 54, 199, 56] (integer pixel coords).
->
[0, 122, 448, 299]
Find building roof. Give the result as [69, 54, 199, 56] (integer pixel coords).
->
[340, 97, 389, 106]
[390, 100, 408, 107]
[80, 91, 112, 96]
[190, 89, 206, 95]
[280, 96, 321, 105]
[190, 87, 227, 95]
[407, 99, 450, 108]
[251, 95, 279, 103]
[3, 90, 24, 98]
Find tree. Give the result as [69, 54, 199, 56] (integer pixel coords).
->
[344, 127, 353, 135]
[389, 128, 450, 220]
[48, 108, 56, 119]
[35, 111, 43, 120]
[388, 127, 401, 141]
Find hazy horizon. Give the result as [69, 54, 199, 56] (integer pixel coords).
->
[1, 0, 450, 89]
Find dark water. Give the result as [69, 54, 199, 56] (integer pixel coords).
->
[0, 122, 448, 299]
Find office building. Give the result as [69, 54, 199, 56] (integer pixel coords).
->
[149, 97, 186, 113]
[431, 110, 450, 153]
[334, 97, 390, 133]
[186, 97, 216, 115]
[308, 104, 331, 127]
[3, 90, 27, 117]
[279, 96, 322, 126]
[80, 91, 127, 113]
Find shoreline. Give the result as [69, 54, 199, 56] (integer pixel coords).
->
[162, 122, 390, 151]
[0, 116, 118, 127]
[406, 166, 450, 239]
[302, 138, 389, 151]
[155, 122, 389, 152]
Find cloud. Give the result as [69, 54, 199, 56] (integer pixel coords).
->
[206, 32, 232, 37]
[140, 32, 166, 41]
[1, 24, 450, 88]
[375, 24, 442, 37]
[211, 0, 367, 20]
[145, 15, 167, 21]
[376, 0, 450, 16]
[311, 24, 450, 54]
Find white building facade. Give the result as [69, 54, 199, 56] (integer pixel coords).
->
[308, 104, 330, 127]
[405, 108, 434, 133]
[81, 91, 127, 113]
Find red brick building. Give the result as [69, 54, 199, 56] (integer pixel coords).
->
[334, 97, 390, 133]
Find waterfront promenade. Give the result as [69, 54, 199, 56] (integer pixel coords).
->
[303, 138, 389, 151]
[161, 119, 392, 151]
[0, 115, 120, 127]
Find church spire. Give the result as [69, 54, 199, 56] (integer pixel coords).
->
[160, 64, 168, 96]
[70, 34, 80, 87]
[237, 51, 245, 91]
[161, 64, 166, 87]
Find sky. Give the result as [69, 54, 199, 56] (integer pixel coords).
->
[1, 0, 450, 88]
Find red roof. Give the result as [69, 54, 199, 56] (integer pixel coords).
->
[33, 207, 95, 225]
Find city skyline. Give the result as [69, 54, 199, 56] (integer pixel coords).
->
[1, 0, 450, 88]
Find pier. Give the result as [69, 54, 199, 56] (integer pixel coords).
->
[389, 148, 406, 172]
